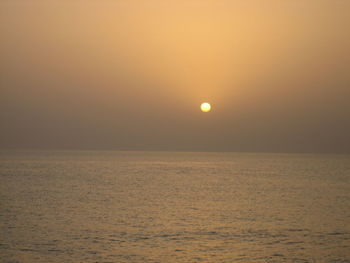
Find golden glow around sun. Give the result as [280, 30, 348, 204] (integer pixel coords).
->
[200, 102, 211, 112]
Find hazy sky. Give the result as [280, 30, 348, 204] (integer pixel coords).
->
[1, 0, 349, 153]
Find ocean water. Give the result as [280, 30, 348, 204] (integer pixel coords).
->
[0, 151, 349, 263]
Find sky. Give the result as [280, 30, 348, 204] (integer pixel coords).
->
[1, 0, 349, 153]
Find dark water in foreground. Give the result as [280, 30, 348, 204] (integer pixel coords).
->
[1, 151, 350, 263]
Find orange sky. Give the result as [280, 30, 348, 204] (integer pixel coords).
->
[1, 0, 349, 152]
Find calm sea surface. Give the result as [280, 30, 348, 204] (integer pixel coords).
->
[1, 151, 350, 263]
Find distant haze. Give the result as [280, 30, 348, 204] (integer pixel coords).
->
[1, 0, 349, 153]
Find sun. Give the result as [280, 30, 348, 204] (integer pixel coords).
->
[200, 102, 211, 112]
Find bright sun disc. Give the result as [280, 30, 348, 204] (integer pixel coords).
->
[200, 102, 211, 112]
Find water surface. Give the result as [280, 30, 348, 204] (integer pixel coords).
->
[1, 151, 350, 262]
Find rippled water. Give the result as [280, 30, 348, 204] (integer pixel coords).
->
[1, 151, 350, 263]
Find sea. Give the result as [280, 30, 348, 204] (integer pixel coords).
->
[0, 151, 349, 263]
